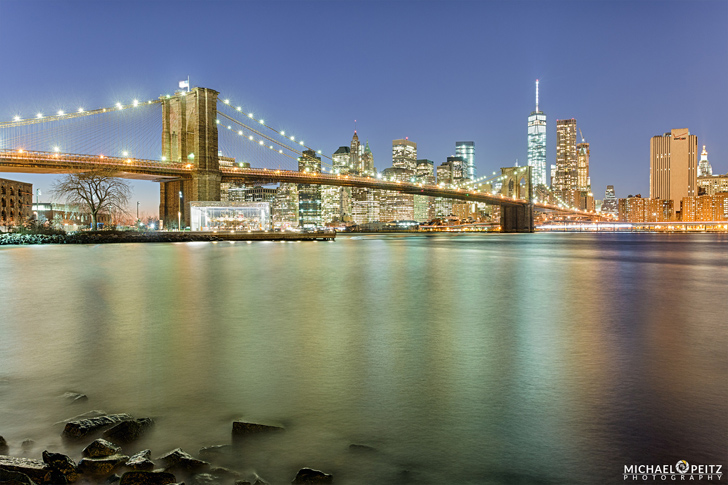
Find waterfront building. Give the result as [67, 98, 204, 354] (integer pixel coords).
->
[554, 119, 578, 198]
[298, 149, 322, 228]
[351, 188, 379, 225]
[392, 138, 417, 172]
[650, 129, 698, 216]
[0, 177, 32, 228]
[698, 145, 713, 178]
[223, 185, 277, 203]
[380, 167, 414, 221]
[272, 183, 299, 229]
[456, 141, 475, 181]
[601, 185, 618, 215]
[190, 201, 271, 231]
[618, 195, 673, 222]
[681, 194, 728, 222]
[322, 146, 353, 224]
[527, 80, 547, 186]
[32, 202, 110, 230]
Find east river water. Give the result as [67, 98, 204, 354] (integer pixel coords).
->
[0, 233, 726, 484]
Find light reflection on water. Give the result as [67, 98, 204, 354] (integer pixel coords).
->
[0, 233, 726, 484]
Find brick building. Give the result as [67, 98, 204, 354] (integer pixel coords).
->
[0, 178, 33, 228]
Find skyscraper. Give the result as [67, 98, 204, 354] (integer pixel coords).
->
[527, 80, 547, 186]
[350, 131, 361, 173]
[698, 145, 713, 178]
[392, 138, 417, 172]
[554, 119, 578, 196]
[297, 149, 322, 228]
[360, 141, 375, 175]
[455, 141, 475, 181]
[650, 129, 698, 212]
[601, 185, 618, 215]
[577, 134, 590, 191]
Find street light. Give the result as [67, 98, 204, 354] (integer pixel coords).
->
[178, 190, 182, 231]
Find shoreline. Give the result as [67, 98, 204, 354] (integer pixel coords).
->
[0, 231, 335, 245]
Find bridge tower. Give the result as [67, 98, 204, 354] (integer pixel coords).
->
[159, 87, 221, 228]
[500, 165, 534, 233]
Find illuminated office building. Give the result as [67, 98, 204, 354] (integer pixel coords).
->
[527, 80, 547, 186]
[298, 150, 322, 228]
[456, 141, 475, 181]
[650, 129, 698, 214]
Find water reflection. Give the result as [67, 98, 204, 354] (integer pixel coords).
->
[0, 233, 725, 484]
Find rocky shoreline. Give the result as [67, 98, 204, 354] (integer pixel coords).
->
[0, 231, 335, 245]
[0, 410, 336, 485]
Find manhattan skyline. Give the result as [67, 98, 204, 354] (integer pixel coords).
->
[0, 0, 725, 214]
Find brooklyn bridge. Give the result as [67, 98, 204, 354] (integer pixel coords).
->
[0, 86, 598, 232]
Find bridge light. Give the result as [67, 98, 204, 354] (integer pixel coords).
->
[248, 113, 254, 118]
[216, 119, 220, 124]
[161, 156, 167, 161]
[13, 115, 20, 121]
[53, 146, 59, 152]
[57, 110, 64, 116]
[133, 99, 139, 107]
[36, 113, 43, 118]
[280, 131, 285, 136]
[299, 141, 304, 146]
[290, 136, 295, 141]
[317, 150, 322, 154]
[236, 106, 242, 111]
[238, 130, 243, 135]
[188, 153, 194, 159]
[259, 119, 264, 124]
[123, 151, 128, 156]
[99, 155, 104, 158]
[279, 150, 283, 154]
[224, 99, 230, 104]
[78, 108, 84, 113]
[116, 102, 123, 109]
[227, 125, 232, 129]
[249, 135, 254, 140]
[259, 140, 264, 145]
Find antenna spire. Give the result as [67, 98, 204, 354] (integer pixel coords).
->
[535, 79, 539, 111]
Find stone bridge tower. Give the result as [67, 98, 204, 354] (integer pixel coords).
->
[159, 87, 221, 228]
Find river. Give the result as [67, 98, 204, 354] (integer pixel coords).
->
[0, 233, 726, 484]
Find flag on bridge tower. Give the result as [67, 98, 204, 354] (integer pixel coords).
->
[179, 77, 190, 91]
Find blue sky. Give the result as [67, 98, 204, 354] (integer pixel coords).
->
[1, 0, 726, 215]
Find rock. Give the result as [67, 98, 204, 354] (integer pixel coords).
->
[56, 410, 108, 424]
[0, 455, 51, 484]
[63, 392, 88, 404]
[0, 467, 38, 485]
[156, 449, 209, 473]
[348, 444, 376, 453]
[42, 450, 79, 482]
[198, 445, 232, 461]
[0, 436, 8, 454]
[62, 414, 133, 440]
[119, 471, 178, 485]
[106, 473, 121, 483]
[291, 468, 333, 484]
[190, 473, 220, 485]
[20, 440, 34, 450]
[77, 454, 128, 477]
[125, 450, 154, 471]
[83, 439, 122, 458]
[103, 418, 154, 444]
[209, 467, 241, 480]
[231, 422, 284, 436]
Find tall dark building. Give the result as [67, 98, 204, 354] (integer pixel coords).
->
[298, 150, 322, 228]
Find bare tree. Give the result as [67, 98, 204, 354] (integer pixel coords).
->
[51, 169, 131, 230]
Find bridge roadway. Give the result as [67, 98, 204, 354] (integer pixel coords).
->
[0, 149, 593, 216]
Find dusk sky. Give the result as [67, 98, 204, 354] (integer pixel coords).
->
[1, 0, 726, 215]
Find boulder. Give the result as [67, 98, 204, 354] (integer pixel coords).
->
[63, 414, 133, 440]
[156, 449, 208, 473]
[291, 468, 333, 484]
[106, 474, 121, 483]
[231, 422, 284, 436]
[209, 467, 241, 480]
[0, 455, 51, 484]
[20, 440, 34, 451]
[83, 439, 122, 458]
[119, 471, 177, 485]
[190, 473, 220, 485]
[125, 450, 154, 471]
[42, 450, 79, 482]
[0, 467, 38, 485]
[77, 454, 129, 477]
[103, 418, 154, 444]
[56, 410, 108, 424]
[63, 392, 88, 404]
[198, 445, 232, 461]
[0, 436, 7, 454]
